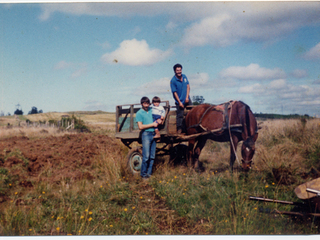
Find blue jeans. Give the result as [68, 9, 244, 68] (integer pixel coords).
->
[141, 131, 156, 178]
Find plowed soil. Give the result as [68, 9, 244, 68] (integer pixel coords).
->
[0, 133, 123, 184]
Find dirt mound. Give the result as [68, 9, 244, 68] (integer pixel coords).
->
[0, 133, 123, 184]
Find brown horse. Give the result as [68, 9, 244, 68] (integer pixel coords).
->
[185, 101, 258, 172]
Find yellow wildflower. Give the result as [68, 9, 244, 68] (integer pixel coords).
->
[80, 216, 84, 219]
[89, 211, 92, 215]
[124, 208, 127, 212]
[56, 227, 60, 231]
[88, 217, 92, 221]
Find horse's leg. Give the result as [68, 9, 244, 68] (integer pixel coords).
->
[187, 139, 195, 168]
[229, 134, 239, 173]
[193, 137, 207, 171]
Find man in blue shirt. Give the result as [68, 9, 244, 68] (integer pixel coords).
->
[136, 97, 158, 179]
[170, 63, 192, 134]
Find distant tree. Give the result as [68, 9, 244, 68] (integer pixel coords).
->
[28, 106, 38, 115]
[0, 111, 4, 117]
[192, 95, 205, 105]
[7, 112, 11, 116]
[14, 104, 23, 115]
[39, 109, 43, 113]
[14, 109, 23, 115]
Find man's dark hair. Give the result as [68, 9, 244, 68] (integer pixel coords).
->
[173, 63, 183, 72]
[152, 96, 161, 103]
[140, 96, 150, 105]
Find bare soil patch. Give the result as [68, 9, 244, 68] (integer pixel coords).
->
[0, 133, 122, 184]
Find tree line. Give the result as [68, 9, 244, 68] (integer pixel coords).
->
[0, 106, 43, 116]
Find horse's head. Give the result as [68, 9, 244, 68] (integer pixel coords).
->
[241, 137, 256, 172]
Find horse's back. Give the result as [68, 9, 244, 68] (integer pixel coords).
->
[185, 104, 224, 134]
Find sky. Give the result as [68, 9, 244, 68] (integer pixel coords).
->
[1, 1, 320, 116]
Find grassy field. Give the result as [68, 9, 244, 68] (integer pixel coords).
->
[0, 113, 320, 235]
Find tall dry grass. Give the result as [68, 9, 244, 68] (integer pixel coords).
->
[254, 118, 320, 173]
[0, 126, 74, 140]
[199, 118, 320, 177]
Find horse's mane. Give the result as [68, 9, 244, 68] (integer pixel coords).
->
[238, 101, 254, 141]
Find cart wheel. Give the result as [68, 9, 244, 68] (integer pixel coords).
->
[127, 147, 143, 175]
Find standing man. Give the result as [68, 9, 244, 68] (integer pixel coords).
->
[170, 63, 192, 134]
[136, 96, 158, 180]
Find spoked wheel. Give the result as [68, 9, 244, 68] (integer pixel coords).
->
[126, 147, 143, 175]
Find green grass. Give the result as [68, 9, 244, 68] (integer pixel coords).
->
[1, 169, 318, 235]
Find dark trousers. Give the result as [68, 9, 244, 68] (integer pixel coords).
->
[175, 100, 192, 132]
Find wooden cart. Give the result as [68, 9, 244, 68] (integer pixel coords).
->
[115, 101, 192, 174]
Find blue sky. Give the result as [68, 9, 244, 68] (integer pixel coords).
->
[1, 1, 320, 116]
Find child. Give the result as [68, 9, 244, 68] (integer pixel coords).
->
[151, 96, 166, 139]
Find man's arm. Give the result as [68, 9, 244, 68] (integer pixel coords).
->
[173, 92, 184, 108]
[185, 84, 190, 103]
[137, 121, 158, 130]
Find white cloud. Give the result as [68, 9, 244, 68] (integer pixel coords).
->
[238, 79, 320, 104]
[180, 2, 320, 48]
[98, 40, 111, 50]
[238, 83, 264, 94]
[181, 14, 235, 48]
[38, 2, 320, 50]
[290, 69, 308, 78]
[303, 43, 320, 60]
[54, 60, 87, 79]
[219, 63, 286, 81]
[54, 60, 73, 70]
[134, 77, 171, 96]
[101, 39, 173, 66]
[166, 21, 178, 31]
[188, 72, 209, 89]
[70, 64, 87, 79]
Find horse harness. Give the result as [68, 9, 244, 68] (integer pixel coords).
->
[187, 100, 240, 135]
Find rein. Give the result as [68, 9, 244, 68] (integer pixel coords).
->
[227, 103, 241, 166]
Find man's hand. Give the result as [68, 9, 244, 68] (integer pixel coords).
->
[185, 97, 189, 104]
[153, 122, 159, 127]
[179, 102, 184, 108]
